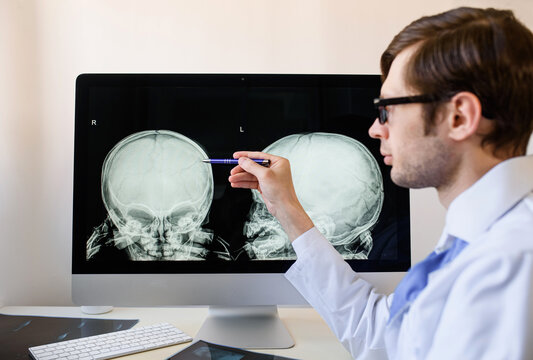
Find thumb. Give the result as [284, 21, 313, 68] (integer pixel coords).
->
[238, 157, 268, 178]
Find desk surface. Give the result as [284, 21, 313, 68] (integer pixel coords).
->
[1, 306, 351, 360]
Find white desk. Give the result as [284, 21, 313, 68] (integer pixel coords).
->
[1, 306, 352, 359]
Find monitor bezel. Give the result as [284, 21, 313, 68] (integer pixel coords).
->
[72, 73, 411, 275]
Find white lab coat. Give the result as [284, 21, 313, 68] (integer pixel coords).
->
[285, 155, 533, 360]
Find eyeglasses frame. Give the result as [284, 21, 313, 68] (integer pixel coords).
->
[373, 94, 441, 124]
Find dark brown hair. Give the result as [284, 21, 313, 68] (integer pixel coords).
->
[381, 7, 533, 157]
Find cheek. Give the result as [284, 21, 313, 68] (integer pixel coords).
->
[392, 118, 425, 152]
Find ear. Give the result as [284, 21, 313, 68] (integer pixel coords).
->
[447, 91, 482, 141]
[445, 92, 482, 142]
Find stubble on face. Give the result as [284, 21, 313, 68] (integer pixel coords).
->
[390, 123, 459, 190]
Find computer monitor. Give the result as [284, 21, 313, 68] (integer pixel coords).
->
[71, 74, 410, 348]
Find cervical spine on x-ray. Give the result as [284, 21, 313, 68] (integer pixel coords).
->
[86, 130, 228, 261]
[242, 132, 384, 260]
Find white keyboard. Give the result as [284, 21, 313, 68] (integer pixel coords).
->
[28, 322, 193, 360]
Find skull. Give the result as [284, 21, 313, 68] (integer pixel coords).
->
[243, 132, 384, 259]
[100, 130, 214, 260]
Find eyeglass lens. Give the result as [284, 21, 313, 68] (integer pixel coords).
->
[378, 107, 388, 124]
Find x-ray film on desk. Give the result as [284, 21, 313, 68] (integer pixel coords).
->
[167, 340, 297, 360]
[73, 74, 410, 274]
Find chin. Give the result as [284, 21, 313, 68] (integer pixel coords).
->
[391, 168, 415, 189]
[390, 168, 402, 186]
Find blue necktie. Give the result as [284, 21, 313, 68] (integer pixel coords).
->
[389, 237, 468, 322]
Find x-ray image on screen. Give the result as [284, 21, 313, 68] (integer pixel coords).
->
[72, 74, 411, 273]
[86, 130, 230, 261]
[241, 132, 384, 260]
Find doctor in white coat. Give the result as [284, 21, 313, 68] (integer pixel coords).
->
[229, 7, 533, 360]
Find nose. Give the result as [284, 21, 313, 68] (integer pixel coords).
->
[368, 118, 388, 139]
[154, 219, 167, 242]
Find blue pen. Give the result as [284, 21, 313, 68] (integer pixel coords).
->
[202, 159, 270, 166]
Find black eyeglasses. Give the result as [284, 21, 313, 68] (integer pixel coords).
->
[373, 94, 440, 124]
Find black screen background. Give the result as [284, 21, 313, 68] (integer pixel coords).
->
[72, 74, 410, 274]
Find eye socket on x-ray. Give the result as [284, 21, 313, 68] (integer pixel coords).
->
[167, 205, 200, 226]
[127, 208, 155, 226]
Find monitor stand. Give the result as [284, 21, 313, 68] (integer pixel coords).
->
[194, 306, 294, 349]
[80, 306, 114, 315]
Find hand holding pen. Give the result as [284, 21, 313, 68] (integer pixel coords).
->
[227, 151, 314, 242]
[203, 158, 270, 166]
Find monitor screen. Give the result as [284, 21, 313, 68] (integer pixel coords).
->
[72, 74, 410, 277]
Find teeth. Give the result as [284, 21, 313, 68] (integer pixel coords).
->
[163, 249, 175, 257]
[139, 237, 153, 246]
[148, 250, 162, 257]
[100, 226, 227, 260]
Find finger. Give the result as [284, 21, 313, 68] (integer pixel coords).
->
[233, 151, 278, 162]
[238, 157, 268, 178]
[230, 165, 246, 175]
[229, 172, 257, 183]
[230, 180, 259, 190]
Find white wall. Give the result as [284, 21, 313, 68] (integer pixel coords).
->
[1, 0, 532, 306]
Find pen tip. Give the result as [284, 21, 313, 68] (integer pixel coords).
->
[201, 159, 209, 163]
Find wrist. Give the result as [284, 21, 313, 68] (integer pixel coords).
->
[276, 201, 314, 242]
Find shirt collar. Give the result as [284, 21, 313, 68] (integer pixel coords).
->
[437, 155, 533, 249]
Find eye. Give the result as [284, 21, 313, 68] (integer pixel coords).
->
[167, 206, 198, 226]
[126, 208, 155, 227]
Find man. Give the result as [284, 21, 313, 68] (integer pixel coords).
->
[229, 7, 533, 360]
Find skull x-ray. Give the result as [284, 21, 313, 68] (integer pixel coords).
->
[86, 130, 382, 262]
[87, 130, 230, 261]
[74, 76, 411, 274]
[242, 132, 384, 260]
